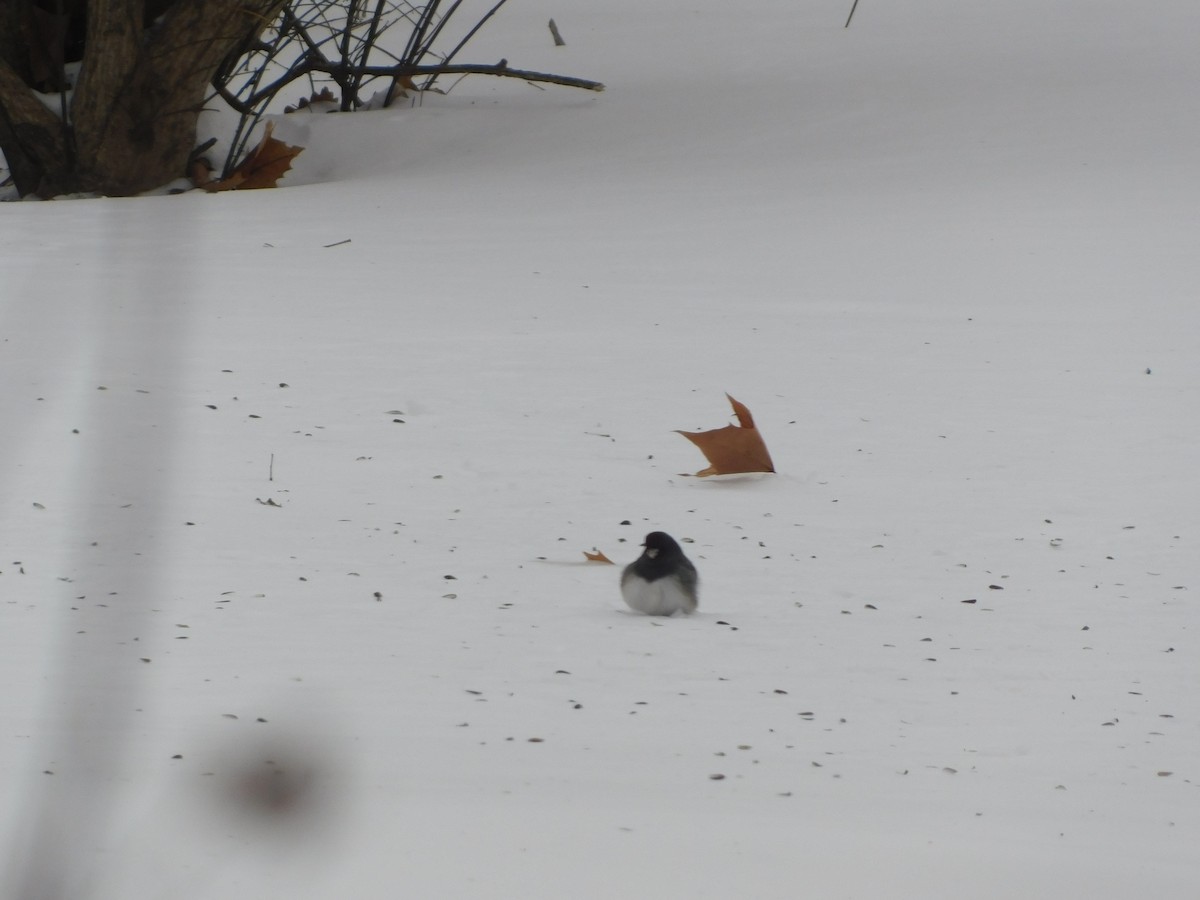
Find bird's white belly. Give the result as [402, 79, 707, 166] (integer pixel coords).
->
[622, 576, 693, 616]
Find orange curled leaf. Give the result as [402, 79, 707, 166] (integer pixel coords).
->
[584, 549, 615, 564]
[677, 393, 776, 477]
[202, 122, 303, 192]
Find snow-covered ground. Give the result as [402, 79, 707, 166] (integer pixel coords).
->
[3, 1, 1198, 896]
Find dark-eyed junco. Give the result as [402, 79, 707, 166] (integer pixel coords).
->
[621, 532, 699, 616]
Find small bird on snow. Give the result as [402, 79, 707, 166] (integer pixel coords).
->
[621, 532, 699, 616]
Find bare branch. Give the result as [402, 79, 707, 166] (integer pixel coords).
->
[245, 59, 604, 107]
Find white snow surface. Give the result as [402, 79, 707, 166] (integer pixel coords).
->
[3, 0, 1199, 897]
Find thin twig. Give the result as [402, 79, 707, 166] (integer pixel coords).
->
[411, 0, 464, 69]
[427, 0, 508, 89]
[845, 0, 861, 28]
[400, 0, 442, 65]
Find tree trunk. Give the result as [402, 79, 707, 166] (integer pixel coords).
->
[0, 0, 285, 197]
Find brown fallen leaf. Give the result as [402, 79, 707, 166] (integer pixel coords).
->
[677, 394, 775, 476]
[189, 155, 213, 187]
[202, 122, 303, 192]
[372, 75, 422, 107]
[284, 86, 337, 114]
[583, 549, 615, 564]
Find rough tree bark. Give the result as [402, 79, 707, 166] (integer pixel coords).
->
[0, 0, 286, 197]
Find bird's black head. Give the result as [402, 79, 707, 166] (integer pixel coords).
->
[641, 531, 682, 559]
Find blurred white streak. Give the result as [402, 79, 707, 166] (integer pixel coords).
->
[4, 201, 189, 899]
